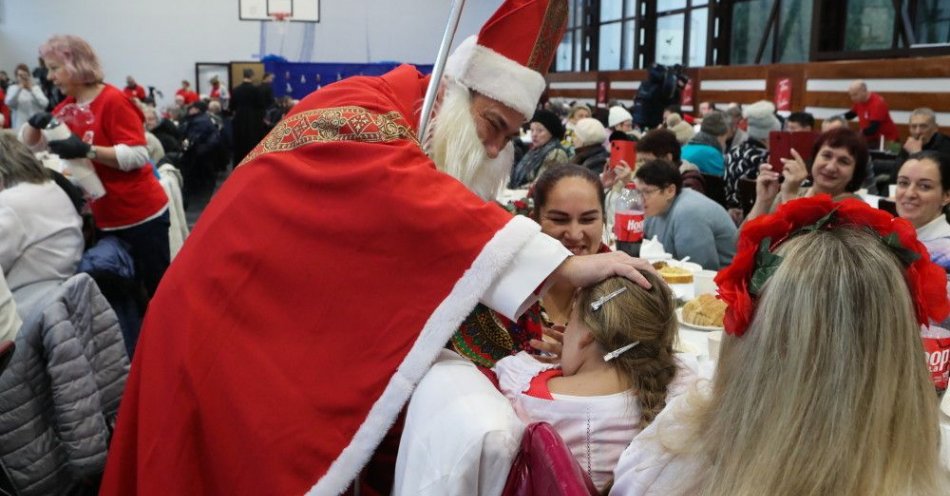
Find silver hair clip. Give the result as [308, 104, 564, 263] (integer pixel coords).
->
[604, 341, 640, 362]
[590, 287, 628, 312]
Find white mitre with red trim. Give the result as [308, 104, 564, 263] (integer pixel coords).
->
[445, 0, 568, 120]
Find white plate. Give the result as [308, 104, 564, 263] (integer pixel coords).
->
[676, 308, 725, 332]
[644, 253, 673, 262]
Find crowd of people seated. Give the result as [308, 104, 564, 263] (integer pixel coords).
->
[1, 19, 949, 496]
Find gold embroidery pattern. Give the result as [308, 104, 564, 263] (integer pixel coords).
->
[238, 105, 419, 167]
[528, 0, 569, 72]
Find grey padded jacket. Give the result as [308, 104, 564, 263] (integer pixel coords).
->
[0, 273, 128, 495]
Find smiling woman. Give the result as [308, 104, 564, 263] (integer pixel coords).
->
[747, 127, 869, 222]
[896, 151, 950, 271]
[451, 165, 607, 368]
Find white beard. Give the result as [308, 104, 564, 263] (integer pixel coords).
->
[424, 80, 514, 201]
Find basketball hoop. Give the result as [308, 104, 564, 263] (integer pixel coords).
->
[270, 11, 292, 37]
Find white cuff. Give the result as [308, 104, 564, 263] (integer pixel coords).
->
[480, 231, 570, 320]
[115, 144, 150, 171]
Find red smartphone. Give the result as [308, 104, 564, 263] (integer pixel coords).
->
[769, 131, 819, 174]
[609, 140, 636, 170]
[790, 131, 819, 163]
[768, 131, 791, 174]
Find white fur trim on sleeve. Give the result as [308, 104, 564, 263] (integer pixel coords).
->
[307, 215, 545, 496]
[481, 230, 570, 320]
[445, 36, 546, 120]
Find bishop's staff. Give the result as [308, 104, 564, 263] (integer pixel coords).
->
[418, 0, 467, 142]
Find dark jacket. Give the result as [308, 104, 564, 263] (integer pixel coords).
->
[571, 144, 609, 174]
[151, 118, 183, 156]
[894, 132, 950, 182]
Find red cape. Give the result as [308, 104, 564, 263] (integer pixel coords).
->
[101, 65, 538, 495]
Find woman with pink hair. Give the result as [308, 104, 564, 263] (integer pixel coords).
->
[20, 34, 169, 297]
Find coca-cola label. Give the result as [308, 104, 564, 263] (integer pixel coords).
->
[922, 331, 950, 391]
[614, 211, 644, 243]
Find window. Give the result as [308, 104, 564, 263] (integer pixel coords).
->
[554, 1, 714, 72]
[729, 0, 812, 64]
[600, 0, 640, 70]
[652, 3, 710, 68]
[557, 0, 589, 72]
[730, 0, 774, 64]
[656, 13, 685, 65]
[813, 0, 950, 58]
[777, 0, 812, 62]
[845, 0, 895, 51]
[914, 0, 950, 45]
[599, 21, 623, 69]
[553, 1, 949, 72]
[688, 7, 708, 66]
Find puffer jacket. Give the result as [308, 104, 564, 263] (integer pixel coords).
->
[0, 273, 128, 496]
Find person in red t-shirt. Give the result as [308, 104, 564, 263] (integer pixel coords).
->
[123, 75, 147, 102]
[21, 35, 170, 298]
[175, 79, 199, 105]
[0, 87, 9, 129]
[844, 80, 899, 145]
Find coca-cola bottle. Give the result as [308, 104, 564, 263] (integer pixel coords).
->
[614, 182, 645, 256]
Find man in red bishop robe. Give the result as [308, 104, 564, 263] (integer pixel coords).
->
[100, 1, 653, 494]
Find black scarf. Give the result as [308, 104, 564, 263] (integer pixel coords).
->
[509, 140, 560, 188]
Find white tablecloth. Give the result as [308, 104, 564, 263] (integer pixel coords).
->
[676, 325, 950, 470]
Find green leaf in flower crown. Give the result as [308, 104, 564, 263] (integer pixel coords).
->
[882, 232, 921, 266]
[796, 208, 838, 235]
[750, 237, 783, 297]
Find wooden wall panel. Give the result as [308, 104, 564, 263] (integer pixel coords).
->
[610, 90, 639, 100]
[695, 65, 768, 80]
[805, 56, 950, 78]
[806, 91, 950, 113]
[547, 88, 597, 99]
[602, 69, 649, 82]
[694, 90, 767, 104]
[546, 55, 950, 138]
[547, 72, 598, 83]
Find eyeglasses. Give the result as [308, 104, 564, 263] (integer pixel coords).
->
[639, 186, 663, 197]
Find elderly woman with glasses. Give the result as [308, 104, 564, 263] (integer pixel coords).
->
[634, 159, 737, 270]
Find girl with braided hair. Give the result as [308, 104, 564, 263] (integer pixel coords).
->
[493, 272, 698, 492]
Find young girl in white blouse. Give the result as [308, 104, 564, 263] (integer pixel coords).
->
[493, 272, 697, 492]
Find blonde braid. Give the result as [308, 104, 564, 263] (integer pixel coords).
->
[579, 272, 679, 426]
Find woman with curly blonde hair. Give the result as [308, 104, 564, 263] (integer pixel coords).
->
[611, 199, 949, 495]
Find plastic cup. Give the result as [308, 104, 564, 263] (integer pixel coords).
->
[695, 270, 718, 295]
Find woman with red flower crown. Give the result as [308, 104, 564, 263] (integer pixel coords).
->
[746, 127, 869, 222]
[610, 195, 950, 495]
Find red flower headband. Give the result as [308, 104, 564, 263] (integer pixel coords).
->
[714, 195, 950, 337]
